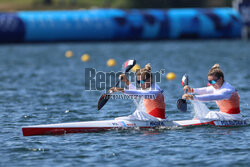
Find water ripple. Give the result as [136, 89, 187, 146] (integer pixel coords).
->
[0, 41, 250, 166]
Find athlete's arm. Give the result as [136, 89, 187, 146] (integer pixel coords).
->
[193, 86, 214, 95]
[193, 89, 233, 101]
[124, 89, 160, 96]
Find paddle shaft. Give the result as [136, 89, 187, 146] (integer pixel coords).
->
[115, 79, 120, 87]
[183, 75, 189, 100]
[112, 65, 132, 91]
[108, 79, 121, 94]
[184, 86, 188, 97]
[177, 74, 189, 112]
[184, 87, 188, 94]
[97, 59, 136, 110]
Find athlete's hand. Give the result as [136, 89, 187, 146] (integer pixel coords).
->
[183, 86, 194, 93]
[182, 94, 194, 100]
[109, 87, 124, 93]
[119, 74, 129, 85]
[109, 87, 118, 93]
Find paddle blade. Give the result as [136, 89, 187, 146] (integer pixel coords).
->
[97, 94, 110, 111]
[178, 74, 189, 112]
[177, 99, 187, 112]
[181, 74, 189, 87]
[123, 59, 136, 72]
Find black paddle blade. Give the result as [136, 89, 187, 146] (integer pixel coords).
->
[97, 94, 110, 111]
[177, 74, 189, 112]
[177, 99, 187, 112]
[123, 59, 136, 72]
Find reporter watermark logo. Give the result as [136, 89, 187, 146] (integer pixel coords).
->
[85, 68, 165, 91]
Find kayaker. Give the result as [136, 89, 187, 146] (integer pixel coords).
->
[182, 64, 242, 120]
[109, 64, 166, 121]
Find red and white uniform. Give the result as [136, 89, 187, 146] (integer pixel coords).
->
[193, 82, 242, 120]
[115, 83, 165, 121]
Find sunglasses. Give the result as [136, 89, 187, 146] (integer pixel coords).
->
[208, 78, 219, 85]
[137, 79, 146, 85]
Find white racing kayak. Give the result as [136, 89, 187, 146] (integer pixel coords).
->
[22, 118, 250, 136]
[22, 119, 169, 136]
[173, 119, 250, 127]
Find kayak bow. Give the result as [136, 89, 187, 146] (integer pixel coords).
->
[22, 119, 169, 136]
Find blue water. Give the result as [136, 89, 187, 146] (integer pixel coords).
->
[0, 41, 250, 167]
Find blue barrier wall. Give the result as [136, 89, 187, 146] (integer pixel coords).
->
[0, 13, 25, 42]
[0, 8, 243, 42]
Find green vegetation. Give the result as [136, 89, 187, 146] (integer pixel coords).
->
[0, 0, 233, 11]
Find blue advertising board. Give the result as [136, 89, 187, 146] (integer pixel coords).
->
[0, 8, 243, 42]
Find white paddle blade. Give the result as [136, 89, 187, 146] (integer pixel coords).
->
[181, 74, 189, 87]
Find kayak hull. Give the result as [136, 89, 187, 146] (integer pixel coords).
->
[22, 127, 113, 136]
[22, 120, 168, 136]
[22, 119, 250, 136]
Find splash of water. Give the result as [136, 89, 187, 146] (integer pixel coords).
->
[191, 101, 210, 119]
[131, 97, 159, 121]
[133, 97, 145, 112]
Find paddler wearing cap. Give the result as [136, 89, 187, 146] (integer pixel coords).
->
[182, 64, 242, 120]
[109, 64, 166, 121]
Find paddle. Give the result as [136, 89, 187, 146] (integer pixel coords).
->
[97, 59, 136, 111]
[177, 74, 189, 112]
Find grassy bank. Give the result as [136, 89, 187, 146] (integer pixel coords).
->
[0, 0, 233, 12]
[0, 0, 117, 11]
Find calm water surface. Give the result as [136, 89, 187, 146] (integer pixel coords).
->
[0, 40, 250, 167]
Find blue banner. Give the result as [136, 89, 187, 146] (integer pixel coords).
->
[0, 13, 25, 42]
[0, 8, 243, 43]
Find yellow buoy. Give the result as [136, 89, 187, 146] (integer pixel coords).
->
[81, 54, 90, 62]
[65, 50, 73, 58]
[107, 59, 116, 67]
[132, 64, 140, 72]
[166, 72, 176, 80]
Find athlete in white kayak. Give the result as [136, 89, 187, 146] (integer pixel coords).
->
[109, 64, 166, 121]
[182, 64, 242, 120]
